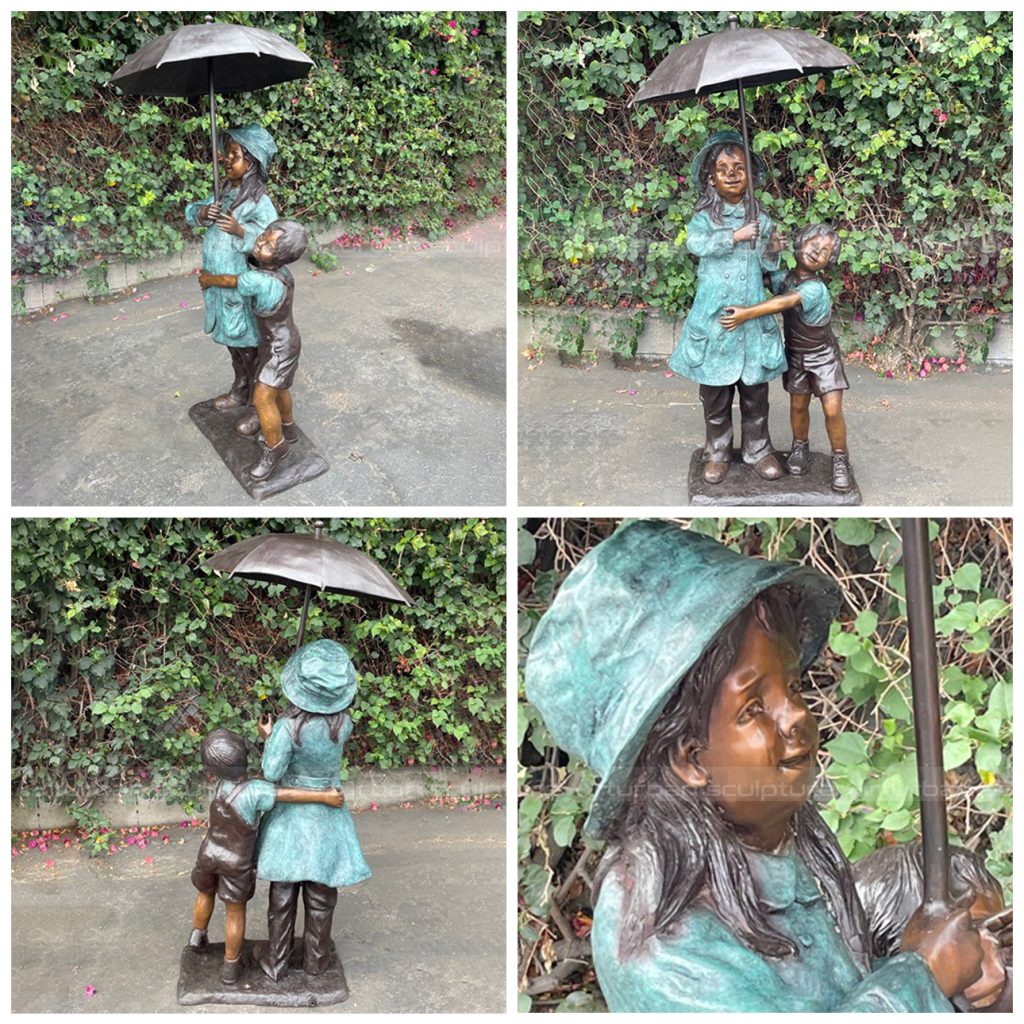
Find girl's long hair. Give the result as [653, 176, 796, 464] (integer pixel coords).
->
[281, 702, 348, 747]
[226, 143, 269, 213]
[693, 142, 763, 227]
[593, 587, 871, 971]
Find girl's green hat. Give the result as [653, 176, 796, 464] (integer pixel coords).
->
[281, 639, 357, 715]
[223, 124, 278, 176]
[690, 128, 766, 191]
[524, 520, 841, 839]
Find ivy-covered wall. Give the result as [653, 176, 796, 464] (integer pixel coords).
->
[518, 12, 1011, 362]
[12, 518, 505, 817]
[13, 11, 506, 280]
[518, 517, 1012, 1011]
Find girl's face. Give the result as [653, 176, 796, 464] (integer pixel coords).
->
[221, 140, 253, 183]
[690, 616, 818, 850]
[710, 146, 748, 203]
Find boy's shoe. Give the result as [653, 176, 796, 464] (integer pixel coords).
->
[787, 439, 810, 476]
[221, 955, 245, 985]
[831, 450, 853, 493]
[281, 421, 300, 444]
[234, 408, 261, 437]
[249, 438, 290, 482]
[187, 928, 208, 951]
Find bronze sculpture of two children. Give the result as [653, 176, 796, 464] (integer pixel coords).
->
[669, 131, 854, 495]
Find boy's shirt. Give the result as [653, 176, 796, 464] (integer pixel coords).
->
[216, 777, 277, 827]
[768, 270, 832, 326]
[237, 266, 290, 318]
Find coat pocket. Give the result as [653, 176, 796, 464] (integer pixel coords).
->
[761, 318, 784, 368]
[220, 294, 250, 340]
[681, 324, 708, 365]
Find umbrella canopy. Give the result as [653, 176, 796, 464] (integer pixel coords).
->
[203, 522, 411, 649]
[109, 20, 314, 96]
[632, 15, 854, 235]
[110, 17, 313, 201]
[633, 20, 854, 104]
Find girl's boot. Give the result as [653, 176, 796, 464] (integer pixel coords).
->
[213, 348, 256, 411]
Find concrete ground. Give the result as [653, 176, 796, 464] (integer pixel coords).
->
[11, 802, 505, 1013]
[518, 355, 1012, 507]
[12, 217, 506, 507]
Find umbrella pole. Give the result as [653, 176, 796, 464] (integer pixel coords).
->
[207, 57, 220, 204]
[296, 583, 312, 652]
[735, 78, 758, 250]
[900, 518, 950, 910]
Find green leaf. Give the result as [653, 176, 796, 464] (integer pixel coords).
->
[834, 519, 876, 546]
[881, 809, 912, 831]
[877, 771, 908, 811]
[825, 732, 867, 766]
[942, 738, 973, 770]
[951, 562, 981, 592]
[854, 610, 878, 637]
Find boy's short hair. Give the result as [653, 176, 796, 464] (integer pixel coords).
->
[201, 728, 247, 779]
[794, 223, 842, 265]
[265, 219, 308, 267]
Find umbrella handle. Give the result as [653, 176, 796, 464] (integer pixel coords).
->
[208, 57, 220, 204]
[296, 582, 312, 652]
[735, 77, 758, 250]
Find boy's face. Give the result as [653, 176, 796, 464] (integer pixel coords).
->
[252, 228, 282, 265]
[710, 147, 748, 203]
[797, 234, 835, 273]
[696, 617, 818, 849]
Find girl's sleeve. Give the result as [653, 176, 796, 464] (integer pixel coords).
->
[184, 194, 216, 227]
[235, 195, 279, 254]
[261, 719, 294, 782]
[685, 212, 736, 258]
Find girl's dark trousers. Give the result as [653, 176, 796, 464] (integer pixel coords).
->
[260, 880, 338, 979]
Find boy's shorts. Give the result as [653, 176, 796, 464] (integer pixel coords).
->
[257, 329, 301, 391]
[191, 863, 257, 905]
[783, 343, 849, 397]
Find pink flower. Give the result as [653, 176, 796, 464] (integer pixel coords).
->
[143, 856, 154, 865]
[291, 97, 298, 106]
[45, 859, 55, 868]
[178, 301, 189, 308]
[369, 802, 379, 811]
[471, 28, 479, 36]
[11, 847, 18, 857]
[84, 986, 96, 998]
[885, 370, 893, 379]
[448, 19, 456, 28]
[429, 68, 439, 76]
[28, 839, 37, 848]
[853, 311, 864, 322]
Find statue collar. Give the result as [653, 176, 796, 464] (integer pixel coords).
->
[743, 842, 823, 912]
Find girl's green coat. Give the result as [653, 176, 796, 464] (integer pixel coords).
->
[593, 845, 951, 1012]
[669, 203, 786, 386]
[255, 715, 371, 889]
[185, 187, 277, 348]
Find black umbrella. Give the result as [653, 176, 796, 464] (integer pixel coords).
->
[633, 14, 854, 230]
[202, 521, 412, 650]
[110, 15, 314, 202]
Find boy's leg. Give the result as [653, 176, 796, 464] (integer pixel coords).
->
[254, 383, 284, 447]
[821, 390, 848, 451]
[789, 393, 812, 442]
[224, 901, 247, 962]
[277, 389, 299, 443]
[193, 890, 215, 932]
